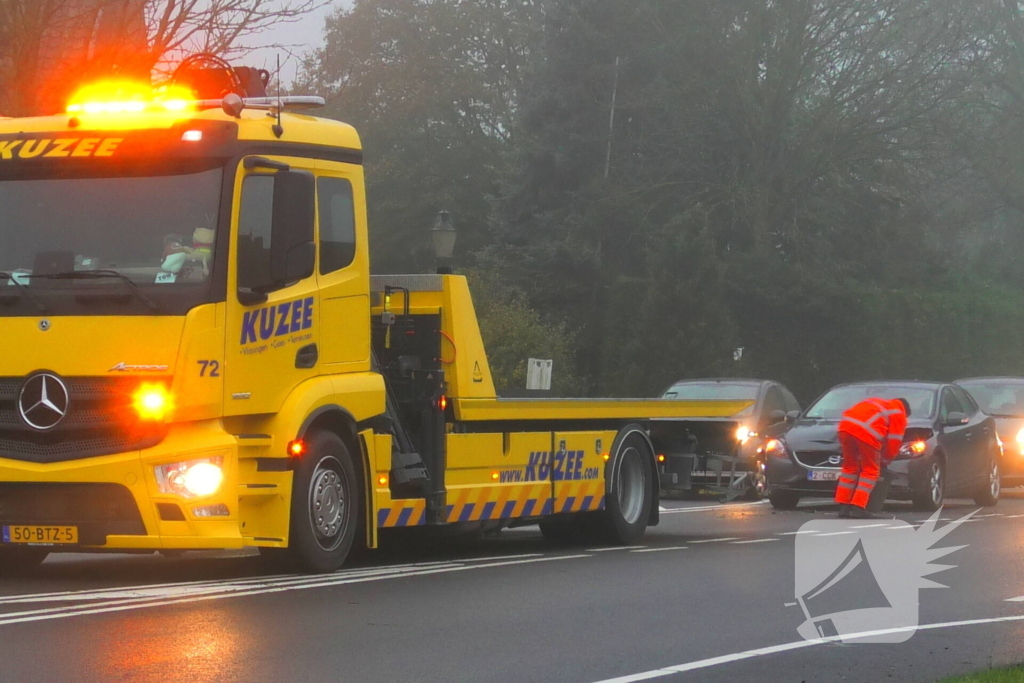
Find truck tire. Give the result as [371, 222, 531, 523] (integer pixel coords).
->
[768, 490, 800, 510]
[288, 430, 360, 573]
[594, 429, 654, 545]
[0, 548, 48, 575]
[912, 458, 945, 511]
[973, 457, 1001, 507]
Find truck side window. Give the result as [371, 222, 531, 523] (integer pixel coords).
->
[317, 177, 356, 274]
[236, 174, 275, 291]
[780, 387, 801, 413]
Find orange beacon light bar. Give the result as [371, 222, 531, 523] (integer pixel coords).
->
[66, 81, 197, 115]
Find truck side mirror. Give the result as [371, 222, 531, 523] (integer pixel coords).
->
[269, 169, 315, 285]
[768, 409, 786, 425]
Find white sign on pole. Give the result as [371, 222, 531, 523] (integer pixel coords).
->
[526, 358, 553, 391]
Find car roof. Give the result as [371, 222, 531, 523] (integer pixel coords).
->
[955, 377, 1024, 384]
[666, 378, 776, 386]
[829, 380, 943, 391]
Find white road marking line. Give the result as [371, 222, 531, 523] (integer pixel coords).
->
[776, 530, 819, 536]
[887, 525, 914, 530]
[817, 531, 856, 537]
[586, 546, 644, 552]
[783, 602, 797, 607]
[630, 547, 689, 553]
[0, 554, 592, 627]
[975, 514, 1004, 518]
[1005, 514, 1024, 518]
[590, 614, 1024, 683]
[850, 523, 888, 529]
[0, 553, 547, 605]
[689, 538, 740, 544]
[730, 539, 779, 544]
[658, 501, 769, 514]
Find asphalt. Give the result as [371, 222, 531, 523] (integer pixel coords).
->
[2, 493, 1024, 683]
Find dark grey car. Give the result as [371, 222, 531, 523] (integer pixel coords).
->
[765, 381, 1001, 511]
[956, 377, 1024, 488]
[660, 379, 801, 499]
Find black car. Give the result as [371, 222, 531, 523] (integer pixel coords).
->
[660, 379, 801, 499]
[956, 377, 1024, 488]
[765, 381, 1001, 511]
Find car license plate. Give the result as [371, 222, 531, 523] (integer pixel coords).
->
[807, 470, 841, 481]
[2, 525, 78, 545]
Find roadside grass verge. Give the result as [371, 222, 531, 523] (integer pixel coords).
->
[940, 666, 1024, 682]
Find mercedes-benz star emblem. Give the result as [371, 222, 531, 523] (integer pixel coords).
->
[18, 373, 69, 431]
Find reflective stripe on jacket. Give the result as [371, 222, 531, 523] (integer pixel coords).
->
[837, 398, 908, 460]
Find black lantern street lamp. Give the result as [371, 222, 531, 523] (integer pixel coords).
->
[431, 209, 457, 275]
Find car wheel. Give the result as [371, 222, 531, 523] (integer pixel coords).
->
[593, 430, 654, 545]
[768, 490, 800, 510]
[288, 430, 360, 573]
[973, 458, 1001, 507]
[913, 458, 945, 511]
[0, 548, 48, 576]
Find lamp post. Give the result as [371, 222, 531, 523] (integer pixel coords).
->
[431, 209, 457, 275]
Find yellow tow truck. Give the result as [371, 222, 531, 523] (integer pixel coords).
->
[0, 56, 752, 572]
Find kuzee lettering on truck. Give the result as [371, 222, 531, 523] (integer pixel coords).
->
[240, 297, 314, 348]
[498, 450, 601, 483]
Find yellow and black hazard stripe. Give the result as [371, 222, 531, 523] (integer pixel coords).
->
[377, 481, 606, 528]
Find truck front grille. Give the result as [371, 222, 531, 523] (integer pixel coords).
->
[0, 482, 146, 543]
[0, 376, 165, 463]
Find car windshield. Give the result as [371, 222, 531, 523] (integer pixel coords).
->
[663, 383, 759, 416]
[805, 385, 936, 420]
[957, 380, 1024, 417]
[0, 166, 222, 314]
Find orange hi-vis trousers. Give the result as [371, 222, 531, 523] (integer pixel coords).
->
[835, 432, 881, 509]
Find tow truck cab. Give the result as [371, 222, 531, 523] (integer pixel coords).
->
[0, 62, 753, 572]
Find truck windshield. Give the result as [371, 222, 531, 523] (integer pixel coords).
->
[805, 385, 936, 420]
[0, 166, 222, 316]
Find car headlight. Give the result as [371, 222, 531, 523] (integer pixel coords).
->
[763, 439, 787, 458]
[155, 458, 224, 498]
[899, 440, 928, 458]
[1015, 428, 1024, 454]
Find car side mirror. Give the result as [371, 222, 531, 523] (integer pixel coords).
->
[269, 169, 316, 285]
[785, 410, 801, 423]
[944, 411, 968, 427]
[768, 409, 786, 425]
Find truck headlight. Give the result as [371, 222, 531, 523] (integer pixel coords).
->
[736, 426, 757, 444]
[155, 458, 224, 498]
[1016, 428, 1024, 454]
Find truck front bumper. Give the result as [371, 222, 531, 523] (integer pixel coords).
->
[0, 420, 244, 551]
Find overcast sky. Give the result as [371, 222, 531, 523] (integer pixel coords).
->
[247, 1, 352, 84]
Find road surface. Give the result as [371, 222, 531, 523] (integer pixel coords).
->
[2, 493, 1023, 682]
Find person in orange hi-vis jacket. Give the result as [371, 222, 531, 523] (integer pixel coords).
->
[835, 397, 910, 519]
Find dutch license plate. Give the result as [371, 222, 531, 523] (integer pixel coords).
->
[807, 470, 841, 482]
[2, 525, 78, 545]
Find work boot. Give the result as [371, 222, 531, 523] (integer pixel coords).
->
[850, 507, 876, 520]
[838, 504, 852, 519]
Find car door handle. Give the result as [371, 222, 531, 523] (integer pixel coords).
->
[295, 343, 318, 369]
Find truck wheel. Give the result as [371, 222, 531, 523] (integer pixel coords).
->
[288, 430, 360, 573]
[0, 548, 48, 575]
[768, 490, 800, 510]
[595, 430, 654, 545]
[913, 458, 945, 511]
[973, 458, 1001, 507]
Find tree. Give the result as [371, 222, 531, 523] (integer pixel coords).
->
[298, 0, 542, 273]
[0, 0, 323, 116]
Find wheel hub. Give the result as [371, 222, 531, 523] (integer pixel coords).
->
[309, 459, 347, 550]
